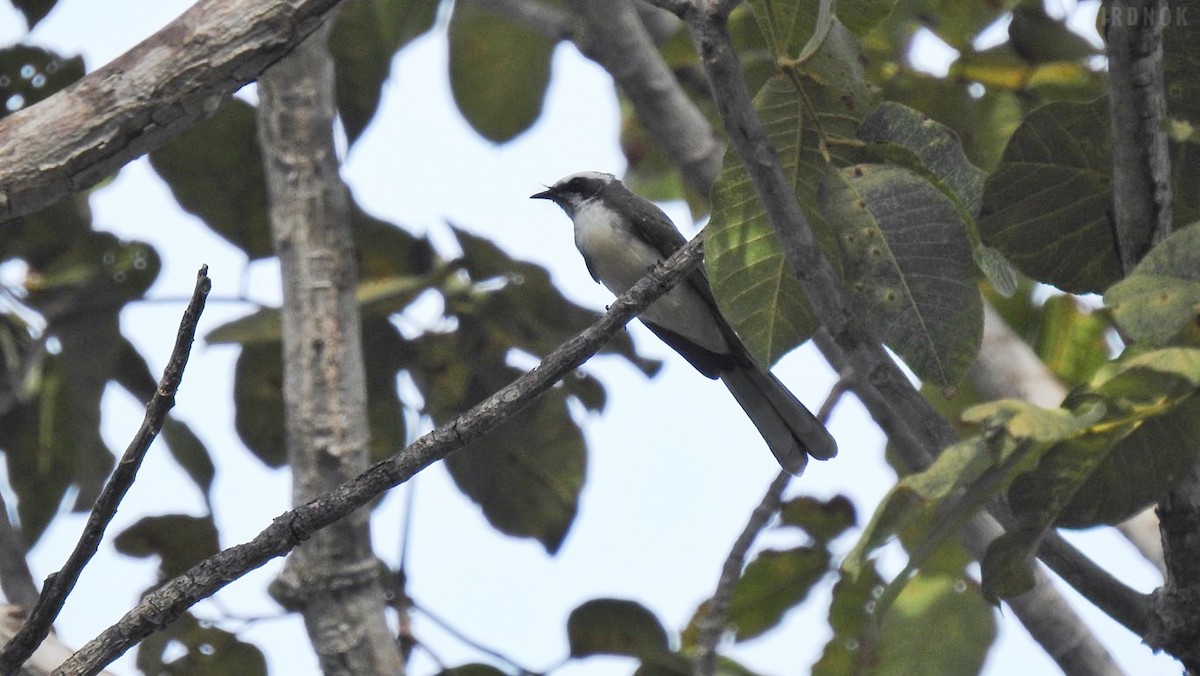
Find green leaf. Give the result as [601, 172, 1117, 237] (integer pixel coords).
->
[0, 45, 83, 119]
[978, 97, 1121, 293]
[1035, 295, 1110, 384]
[975, 245, 1020, 297]
[352, 203, 437, 281]
[46, 308, 123, 510]
[821, 164, 982, 386]
[875, 573, 996, 675]
[0, 191, 91, 265]
[207, 308, 284, 345]
[24, 233, 161, 315]
[745, 0, 823, 59]
[330, 0, 439, 145]
[980, 523, 1041, 602]
[1006, 348, 1200, 528]
[1007, 3, 1098, 65]
[812, 562, 885, 675]
[856, 101, 987, 217]
[415, 328, 584, 553]
[1020, 396, 1200, 527]
[150, 98, 273, 259]
[961, 399, 1107, 443]
[778, 494, 856, 543]
[1162, 0, 1200, 131]
[729, 547, 829, 640]
[837, 0, 898, 36]
[10, 0, 62, 30]
[1106, 221, 1200, 347]
[233, 342, 287, 467]
[898, 1, 1007, 51]
[442, 373, 584, 554]
[843, 436, 993, 578]
[973, 349, 1200, 598]
[0, 353, 73, 543]
[161, 418, 217, 504]
[633, 654, 697, 676]
[115, 514, 221, 579]
[707, 68, 862, 364]
[880, 72, 1022, 172]
[448, 1, 554, 142]
[360, 318, 409, 462]
[567, 599, 671, 659]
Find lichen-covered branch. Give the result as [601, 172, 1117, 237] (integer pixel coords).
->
[0, 0, 343, 223]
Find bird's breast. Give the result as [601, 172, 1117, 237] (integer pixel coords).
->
[572, 201, 728, 354]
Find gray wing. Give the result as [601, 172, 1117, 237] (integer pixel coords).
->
[607, 182, 720, 305]
[608, 182, 759, 368]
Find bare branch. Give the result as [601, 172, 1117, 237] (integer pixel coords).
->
[0, 266, 211, 676]
[692, 471, 790, 676]
[1151, 462, 1200, 669]
[692, 380, 848, 675]
[0, 0, 344, 223]
[53, 239, 704, 676]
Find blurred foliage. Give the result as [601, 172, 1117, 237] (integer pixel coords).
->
[137, 612, 267, 676]
[5, 0, 1200, 673]
[0, 44, 83, 119]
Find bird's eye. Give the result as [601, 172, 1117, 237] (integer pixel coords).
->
[567, 178, 584, 191]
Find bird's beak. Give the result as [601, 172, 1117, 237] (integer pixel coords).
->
[530, 188, 555, 201]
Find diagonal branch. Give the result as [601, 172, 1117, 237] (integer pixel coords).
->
[53, 238, 705, 676]
[692, 379, 849, 676]
[0, 0, 345, 223]
[0, 266, 211, 676]
[692, 471, 791, 676]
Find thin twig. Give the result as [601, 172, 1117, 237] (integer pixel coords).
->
[692, 380, 847, 675]
[55, 239, 704, 676]
[692, 472, 790, 676]
[411, 599, 540, 676]
[0, 265, 210, 676]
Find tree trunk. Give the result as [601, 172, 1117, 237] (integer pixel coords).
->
[256, 19, 404, 675]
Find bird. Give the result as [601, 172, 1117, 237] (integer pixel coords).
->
[531, 171, 837, 475]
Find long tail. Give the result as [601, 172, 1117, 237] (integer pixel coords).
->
[720, 367, 838, 476]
